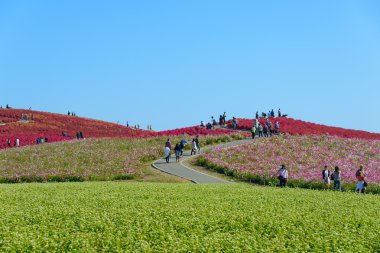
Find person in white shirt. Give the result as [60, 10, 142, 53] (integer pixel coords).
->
[15, 138, 20, 147]
[277, 164, 288, 187]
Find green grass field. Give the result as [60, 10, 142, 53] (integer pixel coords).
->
[0, 182, 378, 252]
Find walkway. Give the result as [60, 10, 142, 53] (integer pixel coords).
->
[152, 138, 253, 184]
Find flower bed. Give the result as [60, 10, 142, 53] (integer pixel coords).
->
[198, 135, 380, 192]
[0, 134, 245, 183]
[227, 118, 380, 140]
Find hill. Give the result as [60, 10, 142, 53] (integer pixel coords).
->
[229, 117, 380, 140]
[0, 109, 236, 149]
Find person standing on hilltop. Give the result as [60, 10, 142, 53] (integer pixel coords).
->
[222, 112, 227, 125]
[275, 121, 280, 134]
[278, 108, 282, 117]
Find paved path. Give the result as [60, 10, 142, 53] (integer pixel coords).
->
[152, 138, 254, 184]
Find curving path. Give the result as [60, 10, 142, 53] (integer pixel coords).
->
[152, 138, 254, 184]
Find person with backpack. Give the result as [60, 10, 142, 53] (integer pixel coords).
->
[332, 166, 341, 191]
[174, 143, 181, 162]
[322, 166, 331, 189]
[179, 140, 185, 157]
[277, 164, 288, 187]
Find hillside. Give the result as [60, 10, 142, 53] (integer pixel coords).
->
[0, 108, 238, 149]
[0, 108, 154, 149]
[229, 117, 380, 140]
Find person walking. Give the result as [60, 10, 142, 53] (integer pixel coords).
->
[164, 138, 172, 163]
[15, 138, 20, 147]
[332, 166, 341, 191]
[322, 166, 331, 189]
[355, 165, 366, 193]
[195, 135, 200, 154]
[277, 165, 288, 187]
[174, 143, 181, 162]
[191, 139, 198, 155]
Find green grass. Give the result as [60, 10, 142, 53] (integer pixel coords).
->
[0, 182, 378, 252]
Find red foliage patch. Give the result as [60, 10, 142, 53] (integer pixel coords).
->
[228, 117, 380, 140]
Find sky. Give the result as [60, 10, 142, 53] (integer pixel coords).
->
[0, 0, 379, 132]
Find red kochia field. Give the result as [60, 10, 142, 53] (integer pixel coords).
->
[0, 109, 238, 149]
[229, 118, 380, 140]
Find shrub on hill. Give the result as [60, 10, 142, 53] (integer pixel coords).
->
[228, 117, 380, 140]
[0, 109, 244, 150]
[198, 135, 380, 193]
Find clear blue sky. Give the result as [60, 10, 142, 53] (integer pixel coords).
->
[1, 1, 379, 132]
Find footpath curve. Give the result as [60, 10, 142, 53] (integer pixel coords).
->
[152, 138, 253, 184]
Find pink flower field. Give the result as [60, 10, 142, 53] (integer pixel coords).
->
[200, 135, 380, 186]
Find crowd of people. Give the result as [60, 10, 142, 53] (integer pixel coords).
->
[164, 136, 200, 163]
[250, 118, 280, 139]
[278, 164, 369, 193]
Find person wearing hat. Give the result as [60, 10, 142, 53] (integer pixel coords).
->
[277, 164, 288, 187]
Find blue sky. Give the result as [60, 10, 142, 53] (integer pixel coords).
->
[1, 1, 379, 132]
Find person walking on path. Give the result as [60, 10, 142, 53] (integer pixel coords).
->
[322, 166, 331, 189]
[355, 165, 366, 193]
[191, 139, 198, 155]
[277, 164, 288, 187]
[164, 138, 172, 163]
[174, 143, 181, 162]
[195, 135, 200, 154]
[332, 166, 341, 191]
